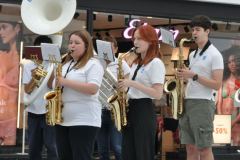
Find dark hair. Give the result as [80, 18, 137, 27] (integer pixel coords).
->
[0, 22, 22, 52]
[189, 15, 212, 30]
[222, 46, 240, 80]
[33, 35, 52, 46]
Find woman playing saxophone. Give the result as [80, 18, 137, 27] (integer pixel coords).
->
[118, 24, 166, 160]
[50, 30, 104, 160]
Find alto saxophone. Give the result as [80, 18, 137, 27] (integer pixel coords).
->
[44, 63, 63, 126]
[164, 38, 192, 119]
[107, 54, 128, 131]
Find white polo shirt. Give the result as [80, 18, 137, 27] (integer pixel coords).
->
[185, 44, 224, 100]
[107, 59, 131, 79]
[61, 58, 104, 127]
[128, 57, 166, 99]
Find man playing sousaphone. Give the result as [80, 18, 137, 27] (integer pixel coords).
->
[23, 36, 58, 160]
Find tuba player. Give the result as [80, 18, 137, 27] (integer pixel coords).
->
[23, 36, 58, 160]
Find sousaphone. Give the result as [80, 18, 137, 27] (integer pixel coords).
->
[21, 0, 76, 35]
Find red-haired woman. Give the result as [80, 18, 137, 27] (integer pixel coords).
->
[118, 24, 166, 160]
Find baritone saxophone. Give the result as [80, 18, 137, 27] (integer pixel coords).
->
[164, 38, 192, 119]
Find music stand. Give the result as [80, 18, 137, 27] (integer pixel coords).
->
[96, 39, 115, 62]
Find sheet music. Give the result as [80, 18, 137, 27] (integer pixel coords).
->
[96, 39, 115, 62]
[41, 43, 61, 62]
[160, 27, 176, 47]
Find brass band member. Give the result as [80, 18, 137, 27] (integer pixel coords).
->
[118, 24, 166, 160]
[52, 30, 104, 160]
[177, 15, 224, 160]
[23, 36, 58, 160]
[96, 36, 130, 160]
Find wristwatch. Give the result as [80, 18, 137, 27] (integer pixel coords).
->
[192, 74, 198, 81]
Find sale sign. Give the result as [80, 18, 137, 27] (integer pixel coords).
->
[213, 115, 231, 144]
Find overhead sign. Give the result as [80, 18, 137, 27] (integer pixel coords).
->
[123, 19, 179, 41]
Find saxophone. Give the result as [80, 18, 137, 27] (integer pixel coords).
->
[164, 38, 191, 119]
[44, 63, 63, 126]
[107, 54, 128, 131]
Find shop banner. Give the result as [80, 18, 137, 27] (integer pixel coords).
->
[0, 21, 21, 145]
[211, 36, 240, 146]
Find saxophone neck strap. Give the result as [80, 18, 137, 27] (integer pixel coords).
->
[63, 59, 75, 78]
[131, 64, 142, 81]
[193, 40, 211, 58]
[61, 59, 75, 92]
[127, 64, 142, 93]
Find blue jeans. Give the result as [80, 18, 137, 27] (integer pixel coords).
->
[27, 112, 58, 160]
[97, 109, 122, 160]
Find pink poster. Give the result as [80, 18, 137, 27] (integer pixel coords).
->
[0, 21, 21, 145]
[212, 36, 240, 146]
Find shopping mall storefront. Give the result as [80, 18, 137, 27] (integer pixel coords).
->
[0, 0, 240, 159]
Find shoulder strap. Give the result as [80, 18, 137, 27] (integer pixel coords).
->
[127, 64, 142, 93]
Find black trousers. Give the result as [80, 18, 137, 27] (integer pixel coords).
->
[122, 98, 157, 160]
[27, 113, 58, 160]
[55, 125, 99, 160]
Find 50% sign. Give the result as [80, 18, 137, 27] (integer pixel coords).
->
[213, 115, 231, 144]
[214, 127, 228, 134]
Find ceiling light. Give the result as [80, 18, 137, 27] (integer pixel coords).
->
[184, 25, 190, 33]
[108, 15, 112, 22]
[105, 32, 110, 37]
[225, 22, 231, 30]
[73, 12, 80, 19]
[212, 23, 218, 31]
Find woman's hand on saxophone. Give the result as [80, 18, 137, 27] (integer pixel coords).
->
[118, 79, 132, 92]
[56, 76, 64, 87]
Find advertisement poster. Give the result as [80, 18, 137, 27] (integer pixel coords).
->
[211, 35, 240, 146]
[0, 21, 21, 145]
